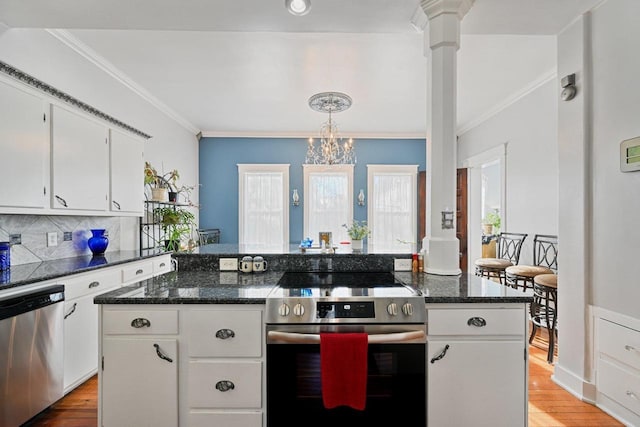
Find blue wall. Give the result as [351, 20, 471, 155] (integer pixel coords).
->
[199, 137, 426, 244]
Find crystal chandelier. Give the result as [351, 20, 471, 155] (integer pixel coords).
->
[305, 92, 356, 165]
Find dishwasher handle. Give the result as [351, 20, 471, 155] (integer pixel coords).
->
[0, 285, 65, 321]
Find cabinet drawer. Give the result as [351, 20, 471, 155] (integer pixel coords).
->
[122, 260, 154, 283]
[598, 359, 640, 416]
[428, 308, 524, 336]
[185, 310, 262, 357]
[188, 361, 262, 409]
[188, 412, 262, 427]
[63, 269, 121, 301]
[599, 319, 640, 371]
[103, 309, 178, 335]
[153, 256, 172, 275]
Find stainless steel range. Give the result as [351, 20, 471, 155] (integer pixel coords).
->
[265, 271, 427, 427]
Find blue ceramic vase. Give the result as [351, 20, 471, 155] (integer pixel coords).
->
[88, 229, 109, 255]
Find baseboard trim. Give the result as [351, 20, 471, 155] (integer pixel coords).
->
[552, 363, 595, 403]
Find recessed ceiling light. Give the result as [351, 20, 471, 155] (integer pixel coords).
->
[285, 0, 311, 16]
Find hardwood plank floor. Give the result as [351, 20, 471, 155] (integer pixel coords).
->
[25, 345, 623, 427]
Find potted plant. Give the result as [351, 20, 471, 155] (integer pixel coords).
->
[144, 162, 180, 202]
[482, 211, 501, 236]
[153, 206, 196, 251]
[343, 220, 371, 252]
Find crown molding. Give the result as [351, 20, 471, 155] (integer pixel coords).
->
[46, 29, 200, 135]
[420, 0, 475, 20]
[457, 68, 557, 135]
[200, 130, 426, 140]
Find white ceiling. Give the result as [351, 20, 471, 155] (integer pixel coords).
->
[0, 0, 601, 137]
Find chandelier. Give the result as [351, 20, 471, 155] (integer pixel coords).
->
[305, 91, 356, 165]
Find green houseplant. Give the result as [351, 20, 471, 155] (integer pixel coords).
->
[343, 220, 371, 252]
[153, 206, 196, 251]
[482, 211, 501, 235]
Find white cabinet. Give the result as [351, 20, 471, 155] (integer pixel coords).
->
[51, 105, 109, 211]
[0, 80, 48, 209]
[596, 316, 640, 426]
[110, 129, 144, 214]
[426, 304, 528, 427]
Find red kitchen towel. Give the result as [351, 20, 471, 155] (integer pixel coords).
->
[320, 332, 368, 410]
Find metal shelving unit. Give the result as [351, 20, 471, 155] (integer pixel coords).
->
[139, 200, 190, 252]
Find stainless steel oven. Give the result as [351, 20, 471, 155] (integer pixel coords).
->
[265, 272, 427, 427]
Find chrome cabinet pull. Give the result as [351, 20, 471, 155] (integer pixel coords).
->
[131, 317, 151, 328]
[430, 344, 450, 364]
[625, 345, 638, 353]
[153, 343, 173, 363]
[136, 269, 144, 275]
[88, 281, 100, 288]
[627, 391, 638, 400]
[159, 262, 166, 268]
[55, 195, 68, 207]
[64, 302, 77, 319]
[112, 200, 121, 210]
[215, 329, 236, 340]
[215, 380, 235, 392]
[467, 317, 487, 327]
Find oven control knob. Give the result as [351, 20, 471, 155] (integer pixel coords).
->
[386, 303, 398, 316]
[278, 303, 291, 317]
[402, 303, 414, 316]
[293, 303, 305, 317]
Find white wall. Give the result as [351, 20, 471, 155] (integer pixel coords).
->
[0, 28, 199, 249]
[457, 78, 559, 265]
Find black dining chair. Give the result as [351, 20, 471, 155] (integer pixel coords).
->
[474, 232, 528, 285]
[197, 228, 220, 246]
[505, 234, 558, 291]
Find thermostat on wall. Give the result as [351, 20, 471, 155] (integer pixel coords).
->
[621, 137, 640, 172]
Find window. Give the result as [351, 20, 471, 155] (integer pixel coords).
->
[367, 165, 418, 253]
[303, 164, 354, 244]
[238, 164, 289, 252]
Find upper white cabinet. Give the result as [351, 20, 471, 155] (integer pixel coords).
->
[110, 129, 144, 214]
[51, 105, 109, 211]
[0, 80, 48, 209]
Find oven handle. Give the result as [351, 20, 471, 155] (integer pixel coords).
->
[267, 330, 426, 344]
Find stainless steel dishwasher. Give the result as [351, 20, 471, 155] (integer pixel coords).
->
[0, 285, 65, 427]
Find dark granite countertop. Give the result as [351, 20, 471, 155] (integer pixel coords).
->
[0, 250, 170, 291]
[94, 270, 532, 305]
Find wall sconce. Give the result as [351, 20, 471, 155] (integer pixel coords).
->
[357, 189, 365, 206]
[292, 189, 300, 206]
[441, 209, 454, 229]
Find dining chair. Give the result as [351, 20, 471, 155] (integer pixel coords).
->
[505, 234, 558, 291]
[197, 228, 220, 246]
[474, 232, 528, 285]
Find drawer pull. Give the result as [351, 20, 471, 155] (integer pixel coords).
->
[88, 281, 100, 288]
[131, 318, 151, 328]
[627, 391, 638, 400]
[215, 380, 235, 392]
[467, 317, 487, 327]
[159, 262, 166, 268]
[625, 345, 638, 353]
[153, 343, 173, 363]
[215, 329, 236, 340]
[430, 344, 450, 364]
[64, 302, 77, 319]
[135, 269, 144, 275]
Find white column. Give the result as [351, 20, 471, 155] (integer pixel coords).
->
[421, 0, 473, 275]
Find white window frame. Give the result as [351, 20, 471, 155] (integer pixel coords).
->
[303, 164, 354, 244]
[238, 164, 290, 253]
[367, 164, 418, 253]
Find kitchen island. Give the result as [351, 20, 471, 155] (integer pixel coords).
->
[95, 250, 532, 427]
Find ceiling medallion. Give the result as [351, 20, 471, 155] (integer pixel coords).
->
[305, 92, 355, 165]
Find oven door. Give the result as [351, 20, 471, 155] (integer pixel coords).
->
[266, 324, 426, 427]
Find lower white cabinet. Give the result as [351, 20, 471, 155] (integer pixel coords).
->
[426, 304, 528, 427]
[102, 338, 178, 427]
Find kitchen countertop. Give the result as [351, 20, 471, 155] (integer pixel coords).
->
[0, 250, 170, 291]
[94, 270, 533, 305]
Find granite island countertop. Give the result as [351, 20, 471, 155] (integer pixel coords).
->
[94, 270, 533, 305]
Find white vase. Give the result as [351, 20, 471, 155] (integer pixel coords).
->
[351, 239, 363, 252]
[151, 188, 168, 202]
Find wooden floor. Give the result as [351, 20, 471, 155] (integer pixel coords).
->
[25, 345, 623, 427]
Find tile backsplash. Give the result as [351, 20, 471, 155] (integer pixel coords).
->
[0, 214, 122, 266]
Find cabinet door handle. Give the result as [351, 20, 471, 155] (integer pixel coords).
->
[88, 281, 100, 288]
[55, 195, 68, 207]
[467, 317, 487, 327]
[625, 345, 638, 353]
[215, 380, 235, 392]
[215, 329, 236, 340]
[627, 391, 638, 400]
[112, 200, 121, 210]
[153, 343, 173, 363]
[131, 317, 151, 328]
[430, 344, 450, 364]
[64, 302, 77, 319]
[136, 269, 144, 275]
